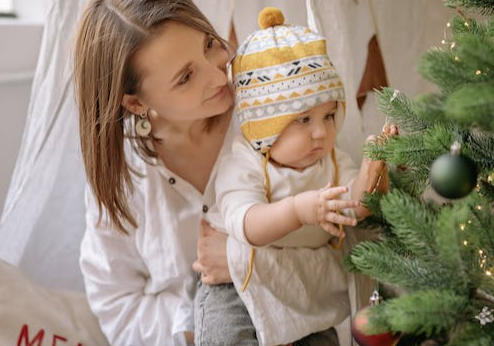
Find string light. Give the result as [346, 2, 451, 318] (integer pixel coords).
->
[455, 56, 460, 61]
[450, 42, 456, 49]
[463, 240, 468, 246]
[479, 250, 484, 255]
[476, 70, 482, 75]
[476, 205, 483, 210]
[460, 223, 466, 231]
[441, 39, 447, 44]
[468, 220, 473, 224]
[464, 21, 469, 27]
[447, 22, 451, 27]
[486, 271, 492, 276]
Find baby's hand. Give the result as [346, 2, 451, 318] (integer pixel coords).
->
[293, 183, 360, 238]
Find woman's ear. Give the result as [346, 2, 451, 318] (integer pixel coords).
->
[122, 93, 146, 115]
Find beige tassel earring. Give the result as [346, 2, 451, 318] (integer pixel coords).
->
[135, 110, 152, 137]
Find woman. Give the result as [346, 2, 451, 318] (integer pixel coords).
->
[74, 1, 374, 345]
[75, 1, 238, 344]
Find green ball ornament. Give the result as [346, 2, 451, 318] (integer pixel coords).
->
[430, 142, 478, 199]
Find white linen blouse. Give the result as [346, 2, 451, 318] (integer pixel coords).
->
[79, 119, 237, 346]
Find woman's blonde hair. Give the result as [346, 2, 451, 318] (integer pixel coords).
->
[74, 0, 226, 233]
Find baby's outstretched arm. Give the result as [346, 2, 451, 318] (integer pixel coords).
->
[244, 184, 360, 247]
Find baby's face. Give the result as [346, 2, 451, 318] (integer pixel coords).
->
[270, 101, 337, 170]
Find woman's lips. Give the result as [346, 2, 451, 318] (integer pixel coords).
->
[207, 85, 227, 101]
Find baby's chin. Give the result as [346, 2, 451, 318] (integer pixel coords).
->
[290, 154, 324, 171]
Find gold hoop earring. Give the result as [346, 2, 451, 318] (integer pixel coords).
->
[135, 111, 152, 137]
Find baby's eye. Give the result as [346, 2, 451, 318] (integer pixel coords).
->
[296, 116, 311, 124]
[324, 113, 335, 121]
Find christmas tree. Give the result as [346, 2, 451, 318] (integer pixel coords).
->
[346, 1, 494, 345]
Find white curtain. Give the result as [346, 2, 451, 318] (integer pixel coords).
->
[0, 0, 89, 291]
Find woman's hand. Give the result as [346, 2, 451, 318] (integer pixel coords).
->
[192, 220, 232, 285]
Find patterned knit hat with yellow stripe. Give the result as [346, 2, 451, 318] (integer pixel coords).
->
[232, 7, 345, 153]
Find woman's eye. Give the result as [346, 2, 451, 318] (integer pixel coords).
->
[297, 116, 311, 124]
[178, 71, 192, 85]
[206, 37, 215, 50]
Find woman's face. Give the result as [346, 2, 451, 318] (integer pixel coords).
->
[269, 101, 338, 170]
[127, 20, 233, 125]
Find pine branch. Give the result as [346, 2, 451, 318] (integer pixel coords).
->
[375, 88, 428, 133]
[451, 16, 489, 36]
[380, 190, 438, 258]
[455, 31, 494, 76]
[475, 288, 494, 304]
[464, 132, 494, 171]
[418, 49, 474, 95]
[366, 290, 469, 336]
[446, 0, 494, 15]
[445, 83, 494, 131]
[348, 241, 451, 291]
[413, 93, 453, 127]
[446, 321, 493, 346]
[435, 206, 471, 293]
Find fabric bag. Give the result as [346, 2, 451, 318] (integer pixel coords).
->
[0, 260, 110, 346]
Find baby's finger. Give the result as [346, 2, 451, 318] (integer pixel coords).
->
[320, 186, 348, 200]
[325, 212, 358, 227]
[390, 124, 399, 135]
[365, 134, 378, 143]
[325, 199, 360, 211]
[322, 181, 332, 190]
[321, 222, 345, 238]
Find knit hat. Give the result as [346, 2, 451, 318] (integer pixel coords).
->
[232, 7, 345, 153]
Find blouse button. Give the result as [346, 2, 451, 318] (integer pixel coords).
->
[202, 205, 209, 213]
[168, 177, 176, 185]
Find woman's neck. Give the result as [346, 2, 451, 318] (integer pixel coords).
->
[153, 118, 209, 146]
[152, 111, 231, 194]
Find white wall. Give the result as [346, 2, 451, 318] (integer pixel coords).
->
[13, 0, 51, 22]
[0, 20, 44, 212]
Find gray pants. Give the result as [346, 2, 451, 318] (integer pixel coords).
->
[194, 282, 340, 346]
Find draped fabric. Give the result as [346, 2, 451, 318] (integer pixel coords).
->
[0, 0, 89, 291]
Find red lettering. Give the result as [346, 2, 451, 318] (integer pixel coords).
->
[52, 335, 68, 346]
[17, 324, 45, 346]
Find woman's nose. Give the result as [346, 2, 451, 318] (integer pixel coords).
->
[207, 53, 228, 88]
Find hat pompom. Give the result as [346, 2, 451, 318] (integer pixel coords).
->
[258, 7, 285, 29]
